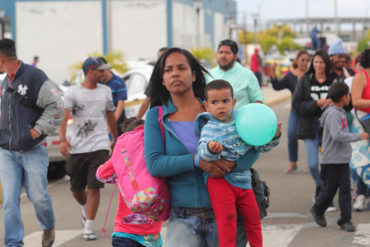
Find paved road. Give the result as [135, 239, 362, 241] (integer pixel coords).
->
[1, 95, 370, 247]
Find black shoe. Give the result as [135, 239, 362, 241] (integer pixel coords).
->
[339, 221, 356, 232]
[310, 207, 327, 227]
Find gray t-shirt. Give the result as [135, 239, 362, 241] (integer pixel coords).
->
[63, 84, 114, 154]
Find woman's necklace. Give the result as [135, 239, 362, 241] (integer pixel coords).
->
[315, 74, 327, 83]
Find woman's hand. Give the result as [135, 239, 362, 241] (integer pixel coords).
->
[199, 158, 235, 178]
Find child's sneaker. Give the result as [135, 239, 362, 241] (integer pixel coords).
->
[339, 221, 356, 232]
[82, 231, 97, 241]
[353, 195, 365, 211]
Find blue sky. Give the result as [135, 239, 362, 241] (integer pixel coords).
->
[236, 0, 370, 24]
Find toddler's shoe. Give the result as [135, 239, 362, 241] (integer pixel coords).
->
[310, 207, 327, 227]
[339, 221, 356, 232]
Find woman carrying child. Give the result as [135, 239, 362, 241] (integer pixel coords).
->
[144, 48, 261, 246]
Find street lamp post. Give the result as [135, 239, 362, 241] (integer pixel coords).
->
[252, 13, 259, 45]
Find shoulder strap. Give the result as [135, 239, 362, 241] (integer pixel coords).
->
[157, 106, 165, 144]
[6, 87, 43, 114]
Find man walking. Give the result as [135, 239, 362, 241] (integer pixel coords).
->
[59, 57, 118, 240]
[97, 57, 127, 135]
[0, 39, 64, 247]
[207, 39, 264, 110]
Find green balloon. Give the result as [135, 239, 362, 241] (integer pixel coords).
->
[236, 103, 278, 146]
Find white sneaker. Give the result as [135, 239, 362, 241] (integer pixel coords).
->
[326, 202, 336, 212]
[82, 231, 97, 241]
[353, 195, 365, 211]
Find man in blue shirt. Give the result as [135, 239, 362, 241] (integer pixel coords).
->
[98, 57, 127, 135]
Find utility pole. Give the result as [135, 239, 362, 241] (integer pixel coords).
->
[334, 0, 339, 35]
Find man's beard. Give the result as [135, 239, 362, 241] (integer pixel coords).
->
[219, 60, 235, 71]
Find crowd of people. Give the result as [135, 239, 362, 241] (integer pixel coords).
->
[0, 36, 369, 247]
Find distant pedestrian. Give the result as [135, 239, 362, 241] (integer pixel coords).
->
[59, 57, 118, 240]
[207, 39, 263, 111]
[292, 50, 336, 203]
[0, 39, 64, 247]
[310, 82, 368, 232]
[32, 55, 39, 67]
[350, 49, 370, 211]
[269, 50, 310, 173]
[97, 57, 127, 135]
[250, 48, 263, 87]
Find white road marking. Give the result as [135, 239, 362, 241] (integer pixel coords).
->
[24, 230, 81, 247]
[351, 224, 370, 246]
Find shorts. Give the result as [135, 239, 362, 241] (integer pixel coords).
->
[66, 150, 109, 191]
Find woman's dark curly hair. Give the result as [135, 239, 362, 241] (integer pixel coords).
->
[360, 49, 370, 69]
[148, 48, 208, 107]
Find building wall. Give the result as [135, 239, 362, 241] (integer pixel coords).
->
[111, 0, 167, 60]
[2, 0, 235, 83]
[16, 1, 103, 84]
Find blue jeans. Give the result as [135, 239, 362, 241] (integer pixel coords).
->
[0, 146, 55, 247]
[165, 207, 247, 247]
[287, 111, 299, 162]
[303, 121, 323, 187]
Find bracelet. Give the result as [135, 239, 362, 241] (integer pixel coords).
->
[194, 154, 200, 168]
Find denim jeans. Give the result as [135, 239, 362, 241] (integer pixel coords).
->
[287, 111, 299, 162]
[0, 146, 55, 247]
[165, 207, 248, 247]
[303, 121, 323, 187]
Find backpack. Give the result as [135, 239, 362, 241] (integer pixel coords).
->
[251, 168, 270, 219]
[106, 107, 170, 221]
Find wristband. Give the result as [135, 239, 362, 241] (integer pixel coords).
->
[194, 154, 200, 168]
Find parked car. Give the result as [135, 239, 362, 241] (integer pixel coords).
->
[123, 61, 154, 118]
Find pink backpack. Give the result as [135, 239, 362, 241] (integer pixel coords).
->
[107, 106, 170, 221]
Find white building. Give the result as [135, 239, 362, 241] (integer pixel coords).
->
[0, 0, 236, 83]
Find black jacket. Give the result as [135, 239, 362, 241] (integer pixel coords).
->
[292, 73, 336, 139]
[0, 62, 64, 151]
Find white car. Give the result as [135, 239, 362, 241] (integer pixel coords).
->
[123, 61, 154, 118]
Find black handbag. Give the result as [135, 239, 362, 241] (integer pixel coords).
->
[355, 109, 370, 134]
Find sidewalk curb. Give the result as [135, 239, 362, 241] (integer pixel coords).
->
[265, 93, 291, 107]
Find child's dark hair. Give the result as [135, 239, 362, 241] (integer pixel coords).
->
[122, 117, 144, 133]
[327, 82, 349, 103]
[204, 80, 234, 100]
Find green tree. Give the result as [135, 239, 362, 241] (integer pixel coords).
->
[237, 29, 254, 44]
[191, 47, 216, 68]
[357, 39, 370, 52]
[277, 37, 302, 54]
[69, 50, 129, 84]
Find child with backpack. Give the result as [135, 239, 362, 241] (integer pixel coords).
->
[96, 117, 169, 247]
[310, 82, 369, 232]
[194, 80, 281, 247]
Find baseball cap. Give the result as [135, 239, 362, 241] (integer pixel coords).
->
[328, 40, 346, 56]
[82, 57, 112, 74]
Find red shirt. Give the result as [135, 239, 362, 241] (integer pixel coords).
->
[359, 71, 370, 114]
